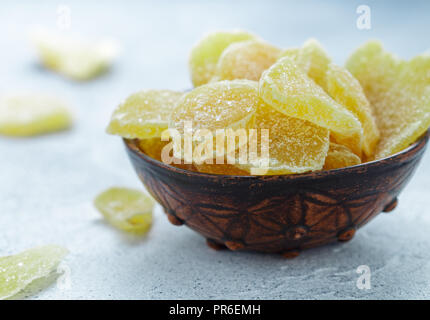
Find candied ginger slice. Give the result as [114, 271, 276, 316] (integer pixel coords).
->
[107, 90, 183, 139]
[237, 103, 330, 175]
[298, 39, 331, 88]
[280, 39, 331, 88]
[326, 63, 380, 157]
[169, 80, 258, 162]
[323, 142, 361, 170]
[31, 28, 119, 80]
[94, 187, 155, 234]
[0, 94, 72, 137]
[138, 138, 196, 171]
[346, 41, 430, 159]
[139, 138, 169, 162]
[213, 40, 281, 82]
[194, 162, 249, 175]
[259, 56, 363, 155]
[189, 30, 257, 86]
[0, 245, 68, 300]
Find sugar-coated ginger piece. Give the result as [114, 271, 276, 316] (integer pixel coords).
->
[107, 90, 183, 139]
[31, 28, 119, 80]
[94, 187, 154, 235]
[326, 63, 380, 158]
[189, 30, 257, 86]
[169, 80, 258, 163]
[280, 39, 331, 88]
[213, 40, 281, 82]
[138, 138, 197, 171]
[0, 94, 72, 137]
[346, 41, 430, 159]
[259, 56, 363, 156]
[237, 102, 330, 175]
[194, 161, 249, 175]
[323, 142, 361, 170]
[0, 245, 68, 300]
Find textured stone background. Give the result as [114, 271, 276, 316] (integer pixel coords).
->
[0, 0, 429, 299]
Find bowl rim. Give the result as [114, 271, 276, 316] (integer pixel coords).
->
[124, 130, 429, 181]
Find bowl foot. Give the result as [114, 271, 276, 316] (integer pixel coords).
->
[224, 241, 245, 251]
[281, 249, 300, 259]
[164, 209, 184, 226]
[206, 239, 227, 251]
[337, 228, 356, 242]
[383, 197, 398, 213]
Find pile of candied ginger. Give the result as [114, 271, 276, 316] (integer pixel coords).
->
[108, 30, 430, 175]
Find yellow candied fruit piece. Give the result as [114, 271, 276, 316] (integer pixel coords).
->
[169, 80, 258, 162]
[298, 39, 331, 88]
[138, 138, 197, 171]
[107, 90, 183, 139]
[346, 41, 430, 159]
[259, 56, 363, 156]
[212, 40, 281, 82]
[138, 138, 168, 162]
[31, 28, 119, 81]
[323, 143, 362, 170]
[0, 245, 68, 300]
[326, 63, 380, 157]
[0, 94, 72, 137]
[194, 161, 249, 176]
[237, 103, 330, 175]
[94, 187, 155, 235]
[280, 39, 331, 88]
[189, 30, 257, 87]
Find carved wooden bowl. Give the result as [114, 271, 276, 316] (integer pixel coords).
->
[124, 131, 429, 258]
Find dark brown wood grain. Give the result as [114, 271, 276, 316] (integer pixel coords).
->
[124, 131, 429, 256]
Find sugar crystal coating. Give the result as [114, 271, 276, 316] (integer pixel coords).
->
[138, 138, 197, 171]
[0, 94, 72, 137]
[326, 63, 380, 157]
[259, 56, 363, 155]
[0, 245, 68, 300]
[346, 41, 430, 159]
[323, 142, 361, 170]
[237, 103, 329, 175]
[107, 90, 183, 139]
[189, 30, 257, 86]
[169, 80, 258, 162]
[298, 39, 331, 88]
[213, 40, 281, 82]
[31, 28, 119, 80]
[280, 39, 331, 88]
[94, 187, 154, 234]
[194, 161, 248, 175]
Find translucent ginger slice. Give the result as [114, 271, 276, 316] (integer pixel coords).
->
[323, 143, 361, 170]
[346, 41, 430, 159]
[213, 40, 281, 81]
[107, 90, 183, 139]
[94, 187, 155, 235]
[0, 94, 72, 137]
[139, 138, 168, 162]
[298, 39, 331, 88]
[326, 63, 380, 157]
[169, 80, 258, 162]
[0, 245, 68, 300]
[237, 103, 330, 175]
[280, 39, 331, 88]
[189, 30, 257, 86]
[194, 161, 248, 176]
[31, 28, 119, 80]
[138, 138, 196, 171]
[259, 56, 363, 155]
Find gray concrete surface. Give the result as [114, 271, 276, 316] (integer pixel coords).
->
[0, 0, 429, 299]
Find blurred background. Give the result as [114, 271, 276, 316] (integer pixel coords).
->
[0, 0, 429, 299]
